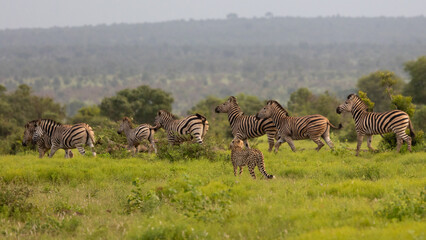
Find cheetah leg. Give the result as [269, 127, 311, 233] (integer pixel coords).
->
[248, 162, 256, 179]
[366, 135, 375, 151]
[233, 163, 238, 176]
[239, 166, 243, 175]
[355, 134, 364, 156]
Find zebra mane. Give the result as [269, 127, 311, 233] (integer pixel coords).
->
[159, 110, 179, 120]
[40, 119, 62, 126]
[267, 100, 289, 116]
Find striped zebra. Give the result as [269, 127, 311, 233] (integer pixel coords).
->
[32, 119, 96, 158]
[336, 93, 415, 156]
[22, 120, 73, 158]
[215, 96, 278, 152]
[117, 117, 158, 155]
[256, 100, 342, 152]
[154, 110, 209, 145]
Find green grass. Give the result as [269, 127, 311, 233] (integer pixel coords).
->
[0, 137, 425, 239]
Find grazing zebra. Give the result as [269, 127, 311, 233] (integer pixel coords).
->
[117, 117, 158, 155]
[22, 120, 73, 158]
[154, 110, 209, 145]
[256, 100, 342, 152]
[215, 96, 278, 152]
[336, 93, 415, 156]
[32, 119, 96, 158]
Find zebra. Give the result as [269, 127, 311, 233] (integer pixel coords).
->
[215, 96, 278, 152]
[22, 120, 73, 158]
[153, 110, 209, 145]
[32, 119, 96, 158]
[117, 117, 158, 155]
[256, 100, 342, 152]
[336, 93, 415, 156]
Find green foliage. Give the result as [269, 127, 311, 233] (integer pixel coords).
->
[357, 71, 404, 111]
[412, 105, 426, 131]
[100, 85, 173, 123]
[0, 180, 34, 220]
[357, 90, 375, 111]
[404, 56, 426, 104]
[377, 189, 425, 221]
[390, 94, 415, 118]
[378, 130, 424, 151]
[288, 88, 315, 116]
[156, 138, 227, 162]
[70, 105, 114, 127]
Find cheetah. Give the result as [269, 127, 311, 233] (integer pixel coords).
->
[230, 139, 274, 179]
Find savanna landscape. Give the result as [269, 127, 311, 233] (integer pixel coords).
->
[1, 15, 425, 240]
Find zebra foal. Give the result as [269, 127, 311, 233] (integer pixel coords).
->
[215, 96, 278, 152]
[117, 117, 158, 155]
[154, 110, 209, 145]
[256, 100, 342, 152]
[33, 119, 96, 158]
[336, 94, 415, 156]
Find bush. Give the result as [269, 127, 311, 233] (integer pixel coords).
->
[156, 136, 227, 162]
[378, 130, 424, 151]
[377, 189, 425, 221]
[0, 179, 35, 220]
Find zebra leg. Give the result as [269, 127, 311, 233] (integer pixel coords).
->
[248, 162, 256, 179]
[284, 136, 297, 152]
[64, 149, 70, 158]
[87, 139, 96, 157]
[266, 133, 275, 152]
[76, 144, 86, 155]
[48, 145, 60, 158]
[406, 136, 412, 152]
[38, 147, 45, 158]
[322, 130, 335, 149]
[150, 140, 158, 154]
[366, 135, 375, 151]
[243, 139, 250, 149]
[356, 134, 364, 156]
[274, 137, 285, 153]
[311, 137, 325, 151]
[396, 136, 403, 153]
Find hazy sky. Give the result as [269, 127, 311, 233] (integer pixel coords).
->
[1, 0, 425, 29]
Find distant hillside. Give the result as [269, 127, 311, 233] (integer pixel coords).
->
[1, 17, 425, 115]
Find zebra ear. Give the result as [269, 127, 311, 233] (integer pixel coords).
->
[229, 96, 237, 103]
[157, 111, 161, 116]
[35, 119, 41, 127]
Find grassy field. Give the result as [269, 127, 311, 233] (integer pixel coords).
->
[0, 137, 425, 239]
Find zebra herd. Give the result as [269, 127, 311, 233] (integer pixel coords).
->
[22, 94, 415, 158]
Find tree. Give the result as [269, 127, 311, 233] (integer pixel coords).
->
[357, 71, 405, 112]
[287, 88, 315, 116]
[100, 85, 173, 124]
[404, 56, 426, 104]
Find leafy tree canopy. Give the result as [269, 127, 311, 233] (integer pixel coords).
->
[99, 85, 173, 124]
[404, 56, 426, 104]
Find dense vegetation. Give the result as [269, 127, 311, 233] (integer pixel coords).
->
[1, 139, 425, 239]
[1, 17, 426, 114]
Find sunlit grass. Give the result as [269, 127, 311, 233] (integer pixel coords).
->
[0, 137, 425, 239]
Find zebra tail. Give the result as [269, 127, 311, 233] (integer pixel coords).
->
[85, 126, 96, 145]
[329, 122, 343, 130]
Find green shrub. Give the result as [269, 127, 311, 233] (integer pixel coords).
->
[0, 179, 35, 220]
[378, 130, 424, 151]
[377, 189, 425, 221]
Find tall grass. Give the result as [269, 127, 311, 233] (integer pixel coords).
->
[0, 137, 425, 239]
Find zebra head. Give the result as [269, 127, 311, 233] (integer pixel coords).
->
[215, 96, 237, 113]
[336, 94, 357, 114]
[256, 100, 275, 120]
[22, 120, 37, 146]
[32, 120, 44, 144]
[230, 138, 244, 150]
[154, 110, 171, 128]
[118, 117, 132, 134]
